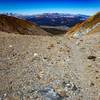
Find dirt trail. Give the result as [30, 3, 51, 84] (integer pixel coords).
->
[67, 33, 100, 100]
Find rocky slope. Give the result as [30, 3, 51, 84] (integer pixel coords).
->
[0, 15, 49, 35]
[66, 12, 100, 37]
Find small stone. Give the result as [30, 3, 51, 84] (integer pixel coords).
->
[66, 83, 72, 88]
[58, 91, 67, 97]
[64, 87, 68, 92]
[66, 58, 70, 62]
[25, 96, 30, 100]
[9, 45, 12, 48]
[95, 70, 99, 73]
[90, 82, 95, 87]
[39, 86, 63, 100]
[67, 50, 70, 53]
[87, 56, 96, 61]
[47, 44, 54, 49]
[57, 41, 60, 44]
[62, 81, 72, 89]
[88, 65, 92, 67]
[50, 44, 54, 47]
[72, 85, 78, 91]
[37, 71, 44, 79]
[4, 95, 20, 100]
[76, 41, 80, 45]
[80, 39, 83, 42]
[98, 56, 100, 59]
[33, 53, 38, 57]
[3, 93, 7, 97]
[43, 57, 48, 60]
[96, 77, 99, 79]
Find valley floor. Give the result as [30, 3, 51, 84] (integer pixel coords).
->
[0, 32, 100, 100]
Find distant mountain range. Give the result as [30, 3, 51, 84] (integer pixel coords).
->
[1, 13, 89, 27]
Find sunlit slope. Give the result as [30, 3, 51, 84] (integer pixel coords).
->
[66, 12, 100, 37]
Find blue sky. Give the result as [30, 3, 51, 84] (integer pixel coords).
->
[0, 0, 100, 15]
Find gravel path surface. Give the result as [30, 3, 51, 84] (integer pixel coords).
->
[0, 32, 100, 100]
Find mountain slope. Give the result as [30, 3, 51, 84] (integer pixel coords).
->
[0, 14, 49, 35]
[66, 12, 100, 37]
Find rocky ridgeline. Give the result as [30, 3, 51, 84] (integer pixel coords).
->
[73, 22, 100, 37]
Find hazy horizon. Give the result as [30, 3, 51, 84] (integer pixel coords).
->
[0, 12, 92, 16]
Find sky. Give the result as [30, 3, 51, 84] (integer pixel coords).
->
[0, 0, 100, 15]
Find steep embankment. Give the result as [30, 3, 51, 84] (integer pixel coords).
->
[66, 12, 100, 37]
[0, 14, 49, 35]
